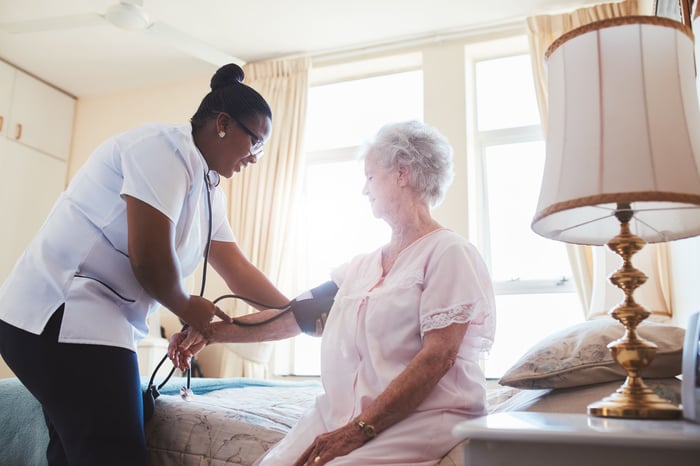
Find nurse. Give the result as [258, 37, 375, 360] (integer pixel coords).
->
[0, 63, 289, 466]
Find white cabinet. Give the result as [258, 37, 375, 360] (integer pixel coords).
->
[0, 138, 66, 271]
[0, 62, 13, 135]
[0, 60, 75, 283]
[137, 336, 173, 377]
[0, 60, 75, 159]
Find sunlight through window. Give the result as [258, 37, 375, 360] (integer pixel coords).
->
[473, 52, 582, 379]
[277, 69, 423, 376]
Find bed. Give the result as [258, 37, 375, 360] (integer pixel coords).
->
[0, 318, 685, 466]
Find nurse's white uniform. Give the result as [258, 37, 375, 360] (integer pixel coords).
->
[0, 123, 234, 352]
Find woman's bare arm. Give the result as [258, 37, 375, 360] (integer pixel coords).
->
[169, 309, 303, 369]
[358, 322, 468, 429]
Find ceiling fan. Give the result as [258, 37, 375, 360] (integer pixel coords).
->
[0, 0, 245, 67]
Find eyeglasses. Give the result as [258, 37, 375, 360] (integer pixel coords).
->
[232, 116, 264, 157]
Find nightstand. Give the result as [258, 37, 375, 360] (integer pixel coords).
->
[136, 336, 171, 377]
[452, 412, 700, 466]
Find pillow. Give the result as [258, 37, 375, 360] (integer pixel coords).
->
[498, 319, 684, 389]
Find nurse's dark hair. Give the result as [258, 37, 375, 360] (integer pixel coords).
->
[191, 63, 272, 129]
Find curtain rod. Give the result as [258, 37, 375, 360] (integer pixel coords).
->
[278, 18, 527, 65]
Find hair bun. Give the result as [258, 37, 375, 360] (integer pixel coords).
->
[210, 63, 245, 91]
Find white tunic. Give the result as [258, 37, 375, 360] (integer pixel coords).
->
[0, 123, 234, 351]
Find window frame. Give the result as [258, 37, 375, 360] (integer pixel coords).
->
[466, 44, 576, 298]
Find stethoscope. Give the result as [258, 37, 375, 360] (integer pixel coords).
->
[144, 169, 292, 413]
[144, 169, 219, 406]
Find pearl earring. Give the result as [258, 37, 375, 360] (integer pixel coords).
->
[218, 131, 226, 138]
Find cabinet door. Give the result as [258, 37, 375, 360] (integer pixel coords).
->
[0, 138, 67, 282]
[7, 70, 75, 160]
[0, 61, 14, 139]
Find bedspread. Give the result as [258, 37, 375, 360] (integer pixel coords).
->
[0, 376, 681, 466]
[146, 380, 323, 466]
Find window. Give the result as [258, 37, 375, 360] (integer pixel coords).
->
[468, 51, 582, 378]
[274, 67, 423, 376]
[274, 40, 584, 379]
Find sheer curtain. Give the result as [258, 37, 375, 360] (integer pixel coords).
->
[525, 0, 673, 321]
[208, 57, 311, 377]
[232, 56, 310, 287]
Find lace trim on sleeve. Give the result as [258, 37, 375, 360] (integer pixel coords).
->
[421, 303, 473, 333]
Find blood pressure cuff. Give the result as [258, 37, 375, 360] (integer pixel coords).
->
[289, 281, 339, 334]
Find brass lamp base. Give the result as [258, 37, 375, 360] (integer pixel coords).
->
[587, 377, 682, 419]
[587, 204, 682, 420]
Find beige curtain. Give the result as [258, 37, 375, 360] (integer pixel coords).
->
[224, 56, 310, 296]
[527, 0, 650, 134]
[526, 0, 672, 320]
[200, 57, 310, 377]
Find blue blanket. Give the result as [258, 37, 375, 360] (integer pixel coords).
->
[1, 377, 48, 466]
[0, 376, 318, 466]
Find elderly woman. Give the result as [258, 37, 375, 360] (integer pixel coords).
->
[171, 120, 496, 466]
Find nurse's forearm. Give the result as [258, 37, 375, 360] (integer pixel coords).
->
[130, 248, 190, 315]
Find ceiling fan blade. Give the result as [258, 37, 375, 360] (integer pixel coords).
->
[0, 13, 105, 34]
[147, 21, 245, 67]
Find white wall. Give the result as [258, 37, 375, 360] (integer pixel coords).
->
[423, 42, 470, 237]
[69, 75, 209, 178]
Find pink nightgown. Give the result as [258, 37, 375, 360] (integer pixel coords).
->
[257, 228, 496, 465]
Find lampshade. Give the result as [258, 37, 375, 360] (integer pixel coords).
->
[532, 16, 700, 246]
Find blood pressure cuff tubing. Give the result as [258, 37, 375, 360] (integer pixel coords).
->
[289, 281, 339, 334]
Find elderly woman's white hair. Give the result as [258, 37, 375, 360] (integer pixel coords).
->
[360, 120, 454, 207]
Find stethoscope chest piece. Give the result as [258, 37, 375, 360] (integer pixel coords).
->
[180, 386, 194, 401]
[206, 170, 220, 189]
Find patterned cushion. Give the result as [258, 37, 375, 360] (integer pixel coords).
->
[498, 319, 684, 389]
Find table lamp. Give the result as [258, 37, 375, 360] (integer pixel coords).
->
[532, 16, 700, 419]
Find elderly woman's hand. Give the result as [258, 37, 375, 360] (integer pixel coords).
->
[293, 422, 368, 466]
[168, 327, 208, 370]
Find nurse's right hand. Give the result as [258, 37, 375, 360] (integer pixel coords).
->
[179, 295, 231, 338]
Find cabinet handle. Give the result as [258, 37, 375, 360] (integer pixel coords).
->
[15, 123, 22, 140]
[0, 115, 3, 133]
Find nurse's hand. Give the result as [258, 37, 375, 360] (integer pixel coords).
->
[179, 295, 231, 338]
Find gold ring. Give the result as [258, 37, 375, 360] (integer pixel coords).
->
[314, 456, 321, 463]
